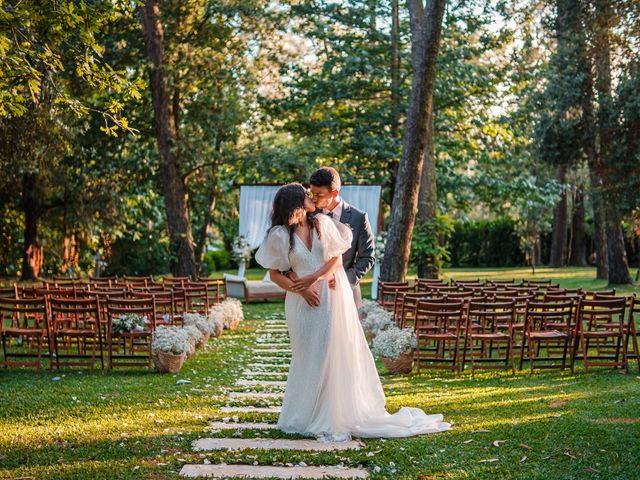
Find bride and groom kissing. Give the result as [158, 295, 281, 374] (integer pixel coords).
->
[255, 166, 450, 442]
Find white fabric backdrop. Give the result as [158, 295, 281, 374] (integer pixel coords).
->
[239, 185, 382, 297]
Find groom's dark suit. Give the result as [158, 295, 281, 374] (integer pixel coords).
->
[335, 201, 375, 287]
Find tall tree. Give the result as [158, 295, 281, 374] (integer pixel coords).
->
[593, 0, 632, 284]
[381, 0, 446, 282]
[140, 1, 197, 277]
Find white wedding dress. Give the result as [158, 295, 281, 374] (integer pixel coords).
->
[255, 214, 450, 441]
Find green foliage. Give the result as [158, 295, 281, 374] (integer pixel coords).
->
[202, 248, 232, 275]
[410, 214, 455, 272]
[449, 218, 525, 267]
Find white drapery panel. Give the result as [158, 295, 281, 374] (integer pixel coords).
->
[239, 185, 382, 298]
[239, 185, 382, 245]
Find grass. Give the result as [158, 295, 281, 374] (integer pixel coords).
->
[1, 269, 640, 479]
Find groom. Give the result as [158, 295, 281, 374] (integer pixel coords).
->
[308, 167, 375, 308]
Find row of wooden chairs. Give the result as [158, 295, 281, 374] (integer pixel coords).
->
[0, 279, 225, 371]
[403, 295, 639, 375]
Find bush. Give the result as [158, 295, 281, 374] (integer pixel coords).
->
[202, 248, 232, 275]
[448, 218, 525, 267]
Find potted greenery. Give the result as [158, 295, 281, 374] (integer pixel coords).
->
[371, 326, 417, 374]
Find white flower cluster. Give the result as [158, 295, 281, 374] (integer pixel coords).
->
[183, 312, 219, 336]
[151, 325, 190, 355]
[231, 235, 252, 263]
[371, 326, 417, 359]
[112, 313, 147, 334]
[361, 306, 394, 337]
[358, 299, 381, 318]
[210, 298, 244, 329]
[374, 231, 387, 263]
[183, 324, 204, 347]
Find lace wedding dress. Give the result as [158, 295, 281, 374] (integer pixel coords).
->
[255, 214, 450, 441]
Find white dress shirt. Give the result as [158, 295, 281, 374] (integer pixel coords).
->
[323, 197, 344, 221]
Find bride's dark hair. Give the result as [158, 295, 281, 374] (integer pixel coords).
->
[269, 183, 321, 251]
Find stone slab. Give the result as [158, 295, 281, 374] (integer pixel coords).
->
[219, 406, 281, 413]
[247, 363, 290, 369]
[236, 379, 287, 387]
[180, 464, 369, 479]
[206, 421, 276, 431]
[192, 437, 364, 452]
[229, 391, 284, 399]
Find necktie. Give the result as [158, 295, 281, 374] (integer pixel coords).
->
[326, 211, 333, 218]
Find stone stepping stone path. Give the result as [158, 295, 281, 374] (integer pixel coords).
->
[180, 319, 370, 479]
[229, 392, 284, 400]
[193, 438, 364, 452]
[236, 379, 287, 387]
[220, 406, 282, 414]
[206, 421, 276, 431]
[180, 465, 369, 479]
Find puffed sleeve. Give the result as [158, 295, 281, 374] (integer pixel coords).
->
[318, 214, 353, 259]
[254, 226, 292, 271]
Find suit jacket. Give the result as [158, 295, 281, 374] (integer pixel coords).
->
[337, 202, 375, 285]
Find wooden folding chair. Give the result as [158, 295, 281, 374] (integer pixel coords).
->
[625, 296, 640, 372]
[196, 277, 226, 303]
[163, 276, 190, 288]
[0, 296, 50, 370]
[0, 285, 18, 299]
[176, 284, 210, 315]
[130, 290, 175, 326]
[106, 297, 156, 370]
[463, 300, 516, 375]
[414, 299, 465, 373]
[379, 284, 413, 312]
[396, 292, 434, 329]
[575, 297, 629, 372]
[377, 281, 409, 306]
[49, 297, 104, 369]
[519, 300, 576, 373]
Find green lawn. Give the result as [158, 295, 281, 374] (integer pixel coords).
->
[1, 269, 639, 479]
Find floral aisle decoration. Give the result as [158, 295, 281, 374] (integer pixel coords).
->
[151, 326, 191, 373]
[111, 313, 147, 334]
[371, 326, 417, 374]
[361, 306, 394, 341]
[183, 312, 216, 347]
[206, 310, 225, 338]
[358, 299, 381, 320]
[212, 298, 244, 330]
[182, 325, 203, 357]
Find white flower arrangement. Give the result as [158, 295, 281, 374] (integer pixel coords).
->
[183, 312, 218, 336]
[206, 310, 225, 337]
[361, 308, 394, 337]
[371, 326, 417, 359]
[212, 298, 244, 329]
[112, 313, 147, 334]
[151, 325, 190, 355]
[231, 234, 252, 263]
[358, 299, 382, 319]
[183, 324, 204, 347]
[374, 231, 387, 263]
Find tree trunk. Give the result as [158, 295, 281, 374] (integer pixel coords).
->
[416, 111, 438, 278]
[549, 164, 568, 267]
[21, 172, 42, 281]
[380, 0, 447, 282]
[141, 0, 197, 278]
[195, 184, 218, 274]
[593, 0, 631, 284]
[390, 0, 400, 140]
[568, 187, 587, 266]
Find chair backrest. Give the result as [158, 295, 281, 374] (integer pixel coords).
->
[0, 296, 48, 332]
[176, 285, 210, 314]
[524, 300, 575, 334]
[48, 296, 101, 332]
[414, 299, 465, 333]
[163, 276, 189, 288]
[577, 297, 627, 330]
[195, 277, 226, 302]
[544, 292, 584, 302]
[377, 281, 409, 302]
[584, 289, 617, 300]
[129, 290, 175, 324]
[467, 299, 516, 331]
[106, 297, 157, 333]
[395, 292, 434, 328]
[0, 285, 17, 299]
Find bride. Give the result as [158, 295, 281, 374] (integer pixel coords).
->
[255, 183, 450, 441]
